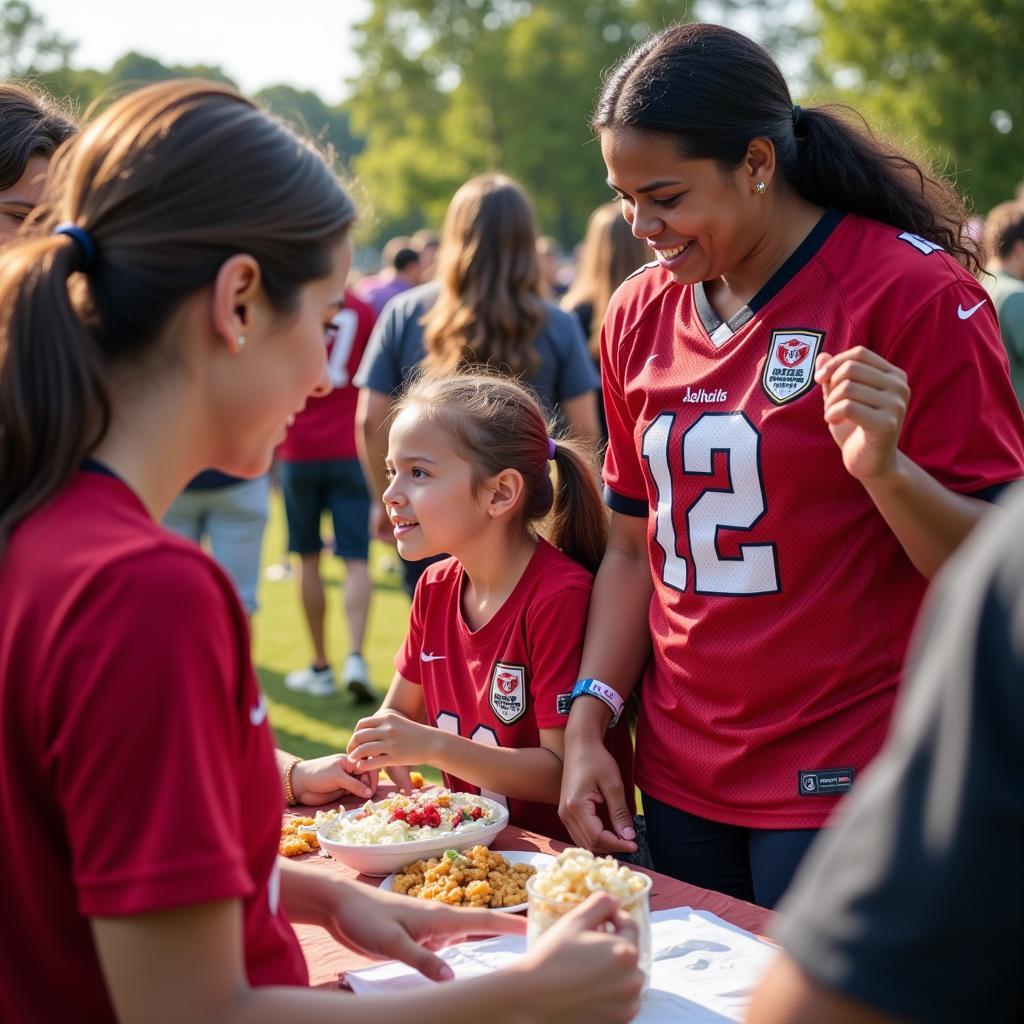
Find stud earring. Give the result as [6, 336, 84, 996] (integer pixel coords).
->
[754, 181, 767, 194]
[237, 335, 246, 349]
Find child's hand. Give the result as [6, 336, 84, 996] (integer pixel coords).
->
[348, 710, 436, 774]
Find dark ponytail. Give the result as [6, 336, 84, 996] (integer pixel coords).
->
[595, 22, 980, 274]
[0, 236, 110, 550]
[0, 80, 356, 553]
[398, 370, 608, 574]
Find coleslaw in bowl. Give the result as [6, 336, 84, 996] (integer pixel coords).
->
[315, 790, 509, 875]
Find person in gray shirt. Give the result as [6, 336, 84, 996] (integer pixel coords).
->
[355, 173, 600, 594]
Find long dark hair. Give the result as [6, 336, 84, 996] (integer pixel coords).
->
[594, 22, 979, 274]
[0, 80, 356, 552]
[0, 81, 77, 190]
[397, 370, 607, 574]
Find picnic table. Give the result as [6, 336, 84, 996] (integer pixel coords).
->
[285, 797, 777, 989]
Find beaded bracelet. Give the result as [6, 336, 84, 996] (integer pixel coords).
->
[283, 757, 302, 806]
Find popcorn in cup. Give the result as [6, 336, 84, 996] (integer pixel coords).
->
[525, 848, 652, 988]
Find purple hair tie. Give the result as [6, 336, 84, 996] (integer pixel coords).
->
[547, 437, 557, 460]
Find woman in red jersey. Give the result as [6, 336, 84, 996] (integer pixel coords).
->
[559, 22, 1024, 908]
[0, 82, 642, 1024]
[348, 371, 634, 844]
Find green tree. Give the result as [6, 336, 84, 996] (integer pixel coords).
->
[0, 0, 73, 75]
[348, 0, 695, 245]
[254, 85, 364, 166]
[811, 0, 1023, 215]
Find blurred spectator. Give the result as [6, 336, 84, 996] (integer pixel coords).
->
[355, 234, 423, 315]
[561, 201, 649, 440]
[279, 291, 377, 701]
[0, 82, 77, 245]
[983, 200, 1024, 407]
[163, 471, 269, 622]
[536, 234, 567, 299]
[355, 172, 600, 596]
[412, 227, 440, 280]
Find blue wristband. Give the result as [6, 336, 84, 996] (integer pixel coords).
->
[570, 678, 625, 728]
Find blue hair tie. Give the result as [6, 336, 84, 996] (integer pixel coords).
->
[547, 437, 557, 460]
[53, 222, 96, 272]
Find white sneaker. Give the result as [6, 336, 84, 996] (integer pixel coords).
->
[342, 653, 377, 704]
[284, 664, 337, 697]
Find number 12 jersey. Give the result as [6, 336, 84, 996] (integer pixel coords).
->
[602, 209, 1024, 828]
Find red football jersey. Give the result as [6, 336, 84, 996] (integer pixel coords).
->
[0, 469, 306, 1023]
[396, 539, 635, 840]
[277, 290, 374, 462]
[602, 211, 1024, 829]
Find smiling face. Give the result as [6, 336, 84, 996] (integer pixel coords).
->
[601, 127, 766, 285]
[0, 154, 49, 245]
[382, 406, 492, 562]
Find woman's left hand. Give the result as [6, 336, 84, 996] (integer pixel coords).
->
[348, 709, 434, 771]
[320, 876, 526, 981]
[815, 346, 910, 481]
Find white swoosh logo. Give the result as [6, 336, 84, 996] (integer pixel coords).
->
[420, 651, 446, 662]
[249, 693, 268, 726]
[957, 299, 985, 320]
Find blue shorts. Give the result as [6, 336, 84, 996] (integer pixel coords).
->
[163, 474, 269, 614]
[281, 458, 370, 560]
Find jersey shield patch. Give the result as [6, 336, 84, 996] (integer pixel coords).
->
[762, 329, 824, 405]
[489, 662, 527, 724]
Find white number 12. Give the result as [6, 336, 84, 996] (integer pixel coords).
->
[642, 411, 780, 595]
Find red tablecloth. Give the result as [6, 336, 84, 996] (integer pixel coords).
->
[286, 806, 777, 989]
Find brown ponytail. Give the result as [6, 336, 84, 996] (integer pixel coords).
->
[0, 79, 356, 553]
[0, 235, 110, 550]
[397, 369, 608, 574]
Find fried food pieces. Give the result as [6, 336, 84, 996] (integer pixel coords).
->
[393, 846, 535, 908]
[279, 815, 320, 856]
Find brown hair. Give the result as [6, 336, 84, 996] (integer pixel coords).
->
[397, 370, 607, 574]
[561, 201, 649, 359]
[0, 79, 356, 552]
[596, 23, 981, 274]
[984, 200, 1024, 262]
[0, 81, 77, 190]
[421, 173, 546, 378]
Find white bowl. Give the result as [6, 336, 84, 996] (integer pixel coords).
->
[317, 796, 510, 876]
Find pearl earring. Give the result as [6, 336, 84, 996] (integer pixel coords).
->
[237, 335, 246, 349]
[754, 181, 767, 194]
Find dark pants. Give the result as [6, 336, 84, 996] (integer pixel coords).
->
[643, 791, 820, 909]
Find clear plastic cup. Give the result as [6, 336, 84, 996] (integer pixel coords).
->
[525, 870, 653, 989]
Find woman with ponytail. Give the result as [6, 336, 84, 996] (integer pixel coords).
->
[0, 83, 644, 1024]
[559, 22, 1024, 908]
[347, 370, 634, 842]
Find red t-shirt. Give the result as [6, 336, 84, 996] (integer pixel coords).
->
[0, 469, 306, 1023]
[602, 211, 1024, 829]
[396, 539, 635, 840]
[277, 290, 374, 462]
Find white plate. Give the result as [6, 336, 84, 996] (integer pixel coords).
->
[379, 849, 556, 912]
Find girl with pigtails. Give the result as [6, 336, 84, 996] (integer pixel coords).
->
[348, 370, 634, 842]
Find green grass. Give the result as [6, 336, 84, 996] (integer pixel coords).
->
[255, 491, 421, 765]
